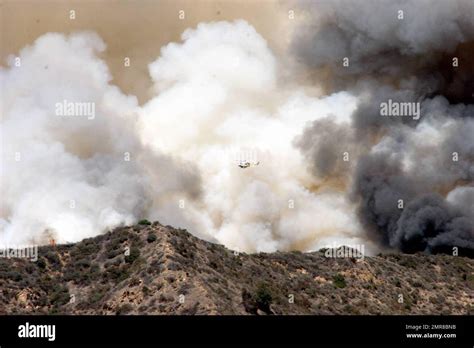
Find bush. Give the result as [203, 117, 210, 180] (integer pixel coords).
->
[75, 258, 91, 268]
[400, 258, 417, 269]
[88, 284, 110, 305]
[466, 274, 474, 284]
[255, 283, 273, 313]
[106, 249, 122, 259]
[138, 219, 152, 226]
[148, 259, 163, 275]
[38, 275, 55, 293]
[5, 271, 22, 282]
[49, 286, 70, 307]
[24, 263, 36, 275]
[125, 247, 140, 264]
[71, 241, 100, 258]
[333, 274, 347, 288]
[147, 233, 157, 243]
[103, 265, 129, 283]
[45, 251, 61, 267]
[36, 258, 46, 269]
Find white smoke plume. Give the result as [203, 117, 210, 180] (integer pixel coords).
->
[3, 0, 473, 256]
[1, 21, 369, 253]
[0, 31, 201, 247]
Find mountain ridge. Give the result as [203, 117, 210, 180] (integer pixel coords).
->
[0, 221, 473, 315]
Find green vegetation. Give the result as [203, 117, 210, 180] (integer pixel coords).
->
[125, 247, 140, 264]
[49, 285, 70, 307]
[45, 251, 61, 267]
[138, 219, 152, 226]
[255, 283, 273, 313]
[87, 284, 110, 306]
[0, 223, 472, 316]
[333, 274, 347, 288]
[146, 233, 157, 243]
[103, 264, 130, 283]
[400, 257, 417, 269]
[36, 258, 46, 269]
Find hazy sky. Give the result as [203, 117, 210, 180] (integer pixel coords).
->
[1, 0, 290, 103]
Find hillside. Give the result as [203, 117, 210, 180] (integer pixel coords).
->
[0, 221, 473, 315]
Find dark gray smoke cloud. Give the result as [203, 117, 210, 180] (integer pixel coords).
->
[394, 194, 474, 256]
[352, 153, 417, 245]
[295, 118, 356, 179]
[293, 0, 474, 256]
[293, 0, 474, 96]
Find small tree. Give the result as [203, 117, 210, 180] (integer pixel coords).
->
[255, 283, 273, 313]
[333, 274, 347, 288]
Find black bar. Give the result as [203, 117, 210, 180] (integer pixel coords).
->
[0, 315, 472, 346]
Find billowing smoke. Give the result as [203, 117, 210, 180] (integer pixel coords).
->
[292, 0, 474, 256]
[1, 21, 371, 253]
[1, 0, 473, 256]
[0, 32, 202, 246]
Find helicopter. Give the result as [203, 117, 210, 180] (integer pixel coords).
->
[238, 160, 260, 169]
